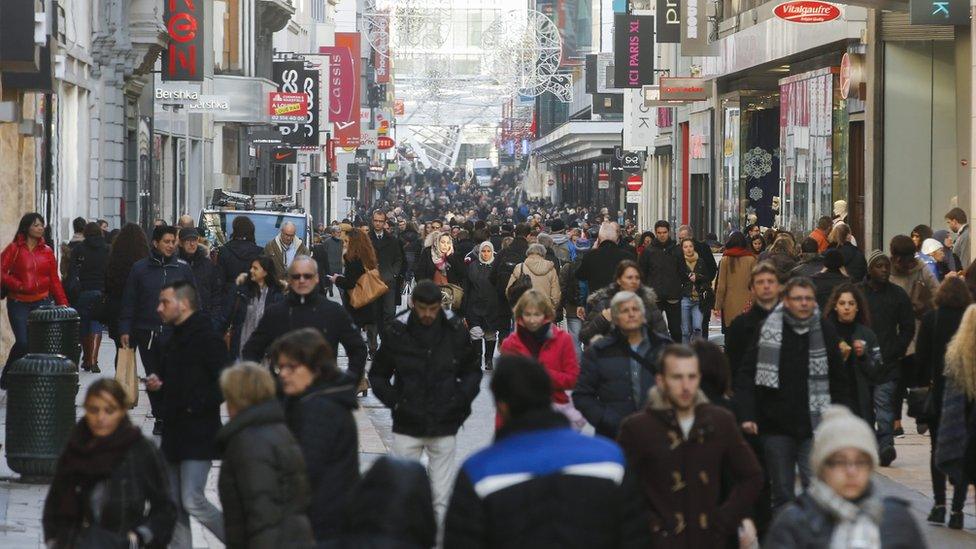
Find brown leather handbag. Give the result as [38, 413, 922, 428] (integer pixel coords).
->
[349, 268, 389, 309]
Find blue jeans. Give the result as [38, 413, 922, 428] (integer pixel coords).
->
[871, 380, 897, 451]
[762, 434, 812, 510]
[680, 297, 704, 343]
[565, 316, 582, 342]
[75, 290, 104, 336]
[3, 298, 53, 370]
[168, 460, 225, 548]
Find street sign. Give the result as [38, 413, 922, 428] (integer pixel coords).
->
[377, 135, 395, 150]
[269, 93, 309, 122]
[626, 174, 643, 191]
[626, 191, 641, 204]
[598, 170, 610, 190]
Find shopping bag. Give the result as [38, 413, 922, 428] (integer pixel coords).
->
[114, 348, 139, 408]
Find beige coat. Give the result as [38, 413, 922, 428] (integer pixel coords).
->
[714, 255, 758, 328]
[507, 254, 561, 309]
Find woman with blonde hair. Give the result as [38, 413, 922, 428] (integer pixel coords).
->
[217, 363, 314, 546]
[935, 302, 976, 529]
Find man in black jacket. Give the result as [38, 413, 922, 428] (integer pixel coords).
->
[735, 277, 851, 511]
[444, 354, 650, 548]
[148, 281, 227, 548]
[856, 251, 915, 466]
[370, 210, 405, 351]
[240, 256, 368, 382]
[639, 220, 683, 342]
[369, 281, 482, 519]
[491, 223, 531, 340]
[575, 222, 636, 311]
[178, 228, 219, 312]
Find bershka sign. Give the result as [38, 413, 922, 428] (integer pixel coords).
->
[773, 1, 842, 23]
[656, 0, 681, 43]
[163, 0, 204, 82]
[613, 14, 655, 88]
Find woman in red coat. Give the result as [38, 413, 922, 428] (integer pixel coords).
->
[499, 289, 583, 429]
[1, 213, 68, 386]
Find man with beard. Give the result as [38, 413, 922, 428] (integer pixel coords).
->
[639, 221, 684, 342]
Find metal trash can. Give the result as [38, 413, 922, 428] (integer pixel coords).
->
[28, 305, 81, 367]
[5, 353, 79, 479]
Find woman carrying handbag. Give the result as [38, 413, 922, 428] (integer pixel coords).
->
[330, 229, 386, 396]
[216, 255, 285, 360]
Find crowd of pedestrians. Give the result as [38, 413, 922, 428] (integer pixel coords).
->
[2, 173, 976, 547]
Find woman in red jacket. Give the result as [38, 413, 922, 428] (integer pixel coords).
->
[1, 213, 68, 386]
[499, 289, 583, 429]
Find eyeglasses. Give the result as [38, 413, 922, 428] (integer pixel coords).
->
[825, 458, 872, 471]
[272, 361, 303, 376]
[290, 273, 316, 280]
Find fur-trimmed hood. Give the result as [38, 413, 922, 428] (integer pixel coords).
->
[586, 283, 659, 311]
[646, 385, 710, 411]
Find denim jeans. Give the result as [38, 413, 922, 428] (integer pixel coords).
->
[872, 380, 898, 451]
[2, 298, 54, 386]
[680, 297, 703, 343]
[75, 290, 104, 336]
[762, 434, 812, 510]
[565, 316, 582, 345]
[168, 460, 225, 548]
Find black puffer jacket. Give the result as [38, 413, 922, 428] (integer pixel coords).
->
[765, 490, 923, 548]
[638, 239, 683, 301]
[324, 457, 437, 549]
[576, 240, 637, 295]
[157, 311, 228, 462]
[836, 242, 868, 282]
[216, 239, 263, 291]
[68, 235, 109, 292]
[369, 309, 482, 438]
[180, 247, 219, 311]
[573, 329, 670, 438]
[284, 375, 360, 542]
[218, 400, 315, 548]
[463, 258, 503, 331]
[856, 281, 916, 381]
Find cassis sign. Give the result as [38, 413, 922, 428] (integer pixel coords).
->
[613, 14, 655, 89]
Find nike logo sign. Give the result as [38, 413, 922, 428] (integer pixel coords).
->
[274, 152, 293, 160]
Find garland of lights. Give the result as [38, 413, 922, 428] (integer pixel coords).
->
[363, 0, 452, 57]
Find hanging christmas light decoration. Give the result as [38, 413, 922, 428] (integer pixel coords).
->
[481, 9, 572, 101]
[363, 0, 452, 57]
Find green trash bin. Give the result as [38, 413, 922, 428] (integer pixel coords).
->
[5, 353, 79, 480]
[28, 305, 81, 367]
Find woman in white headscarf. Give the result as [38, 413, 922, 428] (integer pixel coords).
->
[463, 241, 504, 370]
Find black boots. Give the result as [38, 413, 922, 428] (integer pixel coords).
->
[948, 511, 964, 530]
[484, 340, 496, 371]
[927, 505, 945, 523]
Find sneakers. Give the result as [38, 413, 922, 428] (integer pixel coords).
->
[927, 505, 946, 523]
[917, 422, 928, 435]
[893, 426, 905, 438]
[879, 446, 897, 467]
[90, 364, 101, 374]
[152, 420, 163, 436]
[949, 511, 964, 530]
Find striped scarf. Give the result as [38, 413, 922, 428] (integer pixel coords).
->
[755, 303, 831, 428]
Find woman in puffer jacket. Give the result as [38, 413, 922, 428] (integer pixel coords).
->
[217, 363, 315, 548]
[505, 243, 560, 311]
[580, 260, 668, 346]
[1, 213, 68, 387]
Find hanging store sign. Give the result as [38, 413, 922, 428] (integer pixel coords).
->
[268, 93, 309, 122]
[271, 147, 298, 164]
[624, 88, 657, 149]
[598, 170, 611, 190]
[839, 52, 865, 100]
[679, 0, 715, 56]
[374, 13, 391, 84]
[613, 14, 655, 88]
[659, 77, 709, 101]
[251, 129, 283, 145]
[642, 85, 688, 107]
[324, 33, 362, 148]
[377, 136, 395, 150]
[393, 99, 405, 116]
[656, 0, 681, 43]
[909, 0, 969, 25]
[773, 1, 842, 24]
[163, 0, 204, 81]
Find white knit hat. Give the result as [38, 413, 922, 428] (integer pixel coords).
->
[809, 405, 879, 472]
[921, 238, 942, 256]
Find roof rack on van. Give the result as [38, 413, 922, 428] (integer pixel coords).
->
[209, 190, 305, 214]
[211, 189, 255, 210]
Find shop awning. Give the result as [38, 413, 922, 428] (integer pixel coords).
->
[532, 120, 624, 166]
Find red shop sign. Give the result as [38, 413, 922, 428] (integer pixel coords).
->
[773, 1, 842, 23]
[163, 0, 204, 81]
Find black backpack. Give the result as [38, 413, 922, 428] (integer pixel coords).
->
[506, 264, 533, 307]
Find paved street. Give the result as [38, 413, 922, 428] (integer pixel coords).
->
[0, 336, 973, 548]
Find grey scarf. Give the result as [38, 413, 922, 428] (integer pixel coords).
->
[807, 479, 882, 549]
[755, 303, 831, 427]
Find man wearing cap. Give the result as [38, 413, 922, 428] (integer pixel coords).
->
[810, 249, 850, 310]
[179, 228, 219, 312]
[856, 251, 915, 466]
[548, 218, 575, 263]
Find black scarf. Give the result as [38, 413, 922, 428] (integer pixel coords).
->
[516, 322, 551, 358]
[49, 419, 142, 525]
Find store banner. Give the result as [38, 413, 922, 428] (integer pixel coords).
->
[163, 0, 204, 81]
[322, 33, 362, 148]
[659, 77, 709, 101]
[623, 88, 657, 150]
[374, 13, 391, 83]
[679, 0, 715, 56]
[656, 0, 681, 43]
[910, 0, 969, 25]
[289, 67, 321, 147]
[613, 14, 655, 88]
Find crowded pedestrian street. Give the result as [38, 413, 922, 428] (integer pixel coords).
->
[6, 0, 976, 548]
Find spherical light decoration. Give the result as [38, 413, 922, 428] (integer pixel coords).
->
[481, 9, 571, 101]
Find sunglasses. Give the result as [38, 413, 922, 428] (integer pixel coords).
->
[290, 273, 316, 280]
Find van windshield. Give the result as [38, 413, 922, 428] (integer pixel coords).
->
[200, 211, 308, 247]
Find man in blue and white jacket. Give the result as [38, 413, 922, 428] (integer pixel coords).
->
[444, 354, 650, 548]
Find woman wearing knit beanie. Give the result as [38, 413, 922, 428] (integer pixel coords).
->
[765, 405, 925, 548]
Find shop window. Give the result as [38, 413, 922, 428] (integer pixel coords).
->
[214, 0, 241, 75]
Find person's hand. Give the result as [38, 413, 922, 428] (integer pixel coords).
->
[145, 374, 163, 392]
[688, 272, 696, 282]
[120, 334, 130, 349]
[576, 306, 586, 320]
[738, 518, 758, 549]
[741, 422, 758, 435]
[946, 270, 960, 279]
[601, 308, 612, 321]
[838, 340, 852, 361]
[235, 272, 249, 286]
[853, 339, 865, 357]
